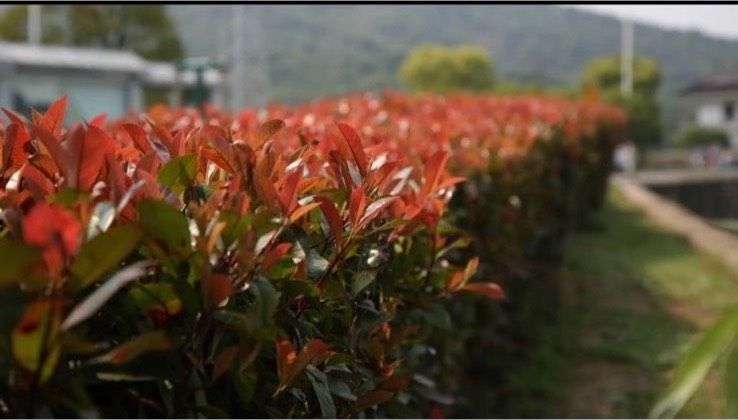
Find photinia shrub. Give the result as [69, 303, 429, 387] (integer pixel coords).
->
[0, 91, 623, 418]
[0, 95, 502, 418]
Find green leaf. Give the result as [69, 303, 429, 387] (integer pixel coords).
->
[328, 376, 357, 401]
[138, 199, 191, 256]
[725, 345, 738, 417]
[650, 309, 738, 418]
[0, 238, 41, 286]
[61, 260, 154, 331]
[90, 330, 171, 365]
[232, 369, 257, 408]
[213, 310, 251, 335]
[96, 372, 159, 382]
[219, 211, 251, 247]
[306, 365, 337, 419]
[196, 404, 230, 419]
[250, 277, 281, 328]
[157, 154, 196, 194]
[307, 249, 330, 280]
[351, 270, 377, 297]
[70, 225, 141, 289]
[128, 282, 183, 316]
[417, 303, 452, 331]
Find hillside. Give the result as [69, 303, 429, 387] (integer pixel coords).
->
[168, 5, 738, 104]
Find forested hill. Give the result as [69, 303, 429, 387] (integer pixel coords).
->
[168, 5, 738, 103]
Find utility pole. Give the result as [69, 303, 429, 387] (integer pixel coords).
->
[620, 18, 634, 98]
[27, 4, 41, 45]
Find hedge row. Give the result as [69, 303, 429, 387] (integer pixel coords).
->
[0, 92, 624, 418]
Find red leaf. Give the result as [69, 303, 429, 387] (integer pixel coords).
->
[261, 242, 292, 272]
[275, 338, 333, 394]
[337, 122, 368, 176]
[418, 151, 449, 200]
[257, 119, 285, 146]
[22, 203, 81, 276]
[21, 164, 55, 199]
[279, 170, 302, 214]
[316, 197, 344, 244]
[428, 404, 447, 419]
[353, 390, 395, 413]
[275, 339, 297, 387]
[36, 96, 67, 135]
[459, 282, 505, 300]
[359, 196, 397, 228]
[2, 107, 28, 126]
[288, 202, 321, 224]
[349, 186, 367, 227]
[203, 274, 232, 308]
[2, 123, 30, 172]
[381, 375, 412, 392]
[147, 121, 177, 156]
[253, 154, 282, 214]
[89, 113, 108, 128]
[123, 123, 153, 154]
[32, 125, 67, 176]
[211, 345, 238, 383]
[66, 125, 118, 190]
[93, 331, 171, 365]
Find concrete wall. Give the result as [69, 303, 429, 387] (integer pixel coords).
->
[637, 170, 738, 219]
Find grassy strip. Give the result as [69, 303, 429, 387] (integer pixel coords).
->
[509, 189, 738, 417]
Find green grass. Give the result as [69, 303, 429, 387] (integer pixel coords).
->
[539, 189, 738, 418]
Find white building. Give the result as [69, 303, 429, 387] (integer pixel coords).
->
[680, 71, 738, 147]
[0, 41, 225, 123]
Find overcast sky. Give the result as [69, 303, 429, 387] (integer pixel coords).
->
[564, 5, 738, 40]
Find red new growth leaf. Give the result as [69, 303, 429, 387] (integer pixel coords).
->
[275, 338, 333, 394]
[2, 123, 30, 173]
[460, 282, 505, 300]
[203, 274, 232, 308]
[275, 339, 297, 387]
[418, 151, 449, 200]
[89, 113, 107, 128]
[123, 123, 154, 154]
[22, 203, 81, 276]
[148, 121, 177, 156]
[316, 197, 344, 244]
[257, 119, 286, 146]
[35, 95, 67, 136]
[2, 107, 28, 126]
[349, 186, 367, 227]
[288, 202, 321, 224]
[261, 242, 292, 273]
[67, 125, 118, 190]
[253, 154, 282, 214]
[279, 170, 302, 214]
[211, 345, 239, 383]
[337, 122, 368, 176]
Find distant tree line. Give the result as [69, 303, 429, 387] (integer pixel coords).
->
[0, 4, 183, 61]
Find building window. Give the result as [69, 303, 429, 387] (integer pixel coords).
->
[725, 101, 735, 121]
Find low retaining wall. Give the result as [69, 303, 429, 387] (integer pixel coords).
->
[612, 174, 738, 274]
[633, 169, 738, 219]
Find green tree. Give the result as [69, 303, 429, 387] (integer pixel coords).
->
[68, 5, 183, 61]
[0, 5, 183, 62]
[0, 5, 64, 44]
[581, 55, 662, 148]
[398, 44, 494, 93]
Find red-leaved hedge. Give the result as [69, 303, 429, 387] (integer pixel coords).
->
[0, 91, 623, 418]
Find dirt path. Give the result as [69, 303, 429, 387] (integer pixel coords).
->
[555, 187, 738, 418]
